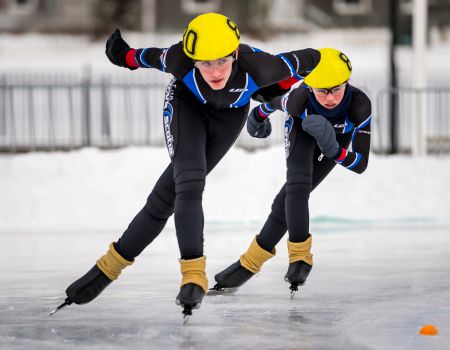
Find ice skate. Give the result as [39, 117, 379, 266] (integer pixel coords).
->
[209, 237, 275, 295]
[177, 256, 208, 319]
[209, 260, 254, 295]
[50, 242, 133, 315]
[286, 236, 313, 299]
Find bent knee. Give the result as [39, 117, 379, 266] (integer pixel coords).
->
[286, 172, 312, 198]
[175, 169, 206, 198]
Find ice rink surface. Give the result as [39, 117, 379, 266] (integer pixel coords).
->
[1, 224, 449, 350]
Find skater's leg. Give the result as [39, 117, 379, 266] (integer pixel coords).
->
[172, 102, 248, 259]
[61, 85, 181, 307]
[212, 124, 344, 291]
[116, 164, 175, 260]
[285, 126, 315, 242]
[115, 102, 255, 260]
[256, 185, 288, 251]
[171, 101, 208, 260]
[254, 142, 343, 251]
[61, 165, 173, 306]
[213, 237, 275, 291]
[65, 242, 133, 304]
[279, 120, 316, 290]
[174, 104, 249, 297]
[284, 133, 351, 288]
[176, 256, 208, 313]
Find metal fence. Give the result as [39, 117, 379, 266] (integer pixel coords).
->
[0, 70, 277, 152]
[1, 71, 450, 154]
[376, 87, 450, 154]
[0, 72, 168, 152]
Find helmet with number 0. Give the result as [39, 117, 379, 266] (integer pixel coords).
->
[183, 12, 240, 61]
[304, 48, 352, 89]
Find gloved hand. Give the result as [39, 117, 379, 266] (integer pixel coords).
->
[247, 107, 272, 138]
[251, 77, 299, 103]
[302, 114, 340, 158]
[251, 83, 290, 103]
[105, 28, 135, 69]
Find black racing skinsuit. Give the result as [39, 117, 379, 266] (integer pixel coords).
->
[254, 83, 372, 250]
[115, 43, 320, 260]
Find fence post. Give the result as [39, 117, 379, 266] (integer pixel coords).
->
[27, 86, 36, 151]
[388, 0, 399, 154]
[411, 0, 428, 156]
[82, 65, 92, 147]
[48, 86, 56, 151]
[8, 86, 17, 153]
[0, 75, 5, 137]
[101, 78, 112, 147]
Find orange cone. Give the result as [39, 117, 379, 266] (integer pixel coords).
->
[419, 324, 438, 336]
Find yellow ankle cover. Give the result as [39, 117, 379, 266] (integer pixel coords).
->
[287, 235, 313, 265]
[239, 237, 275, 274]
[179, 256, 208, 293]
[96, 243, 134, 281]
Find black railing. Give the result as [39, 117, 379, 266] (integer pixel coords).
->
[1, 71, 449, 154]
[377, 87, 450, 154]
[0, 72, 278, 152]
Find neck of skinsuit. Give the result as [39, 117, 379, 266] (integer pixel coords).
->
[308, 84, 352, 120]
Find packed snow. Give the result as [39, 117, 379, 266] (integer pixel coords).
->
[0, 146, 449, 231]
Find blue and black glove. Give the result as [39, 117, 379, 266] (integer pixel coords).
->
[105, 28, 136, 70]
[302, 114, 340, 158]
[247, 107, 272, 138]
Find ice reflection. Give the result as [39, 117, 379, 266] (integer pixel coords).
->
[1, 226, 449, 349]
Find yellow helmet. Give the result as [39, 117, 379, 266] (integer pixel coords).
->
[182, 13, 240, 61]
[304, 48, 352, 88]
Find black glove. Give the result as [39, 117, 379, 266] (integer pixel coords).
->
[105, 28, 136, 69]
[247, 107, 272, 138]
[302, 114, 340, 158]
[251, 83, 290, 103]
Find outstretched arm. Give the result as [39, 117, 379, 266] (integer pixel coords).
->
[252, 76, 300, 103]
[105, 29, 138, 70]
[105, 29, 186, 75]
[239, 45, 320, 88]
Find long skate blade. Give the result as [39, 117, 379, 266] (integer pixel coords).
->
[182, 305, 193, 324]
[289, 282, 299, 301]
[290, 290, 296, 301]
[182, 314, 191, 325]
[207, 286, 239, 296]
[48, 299, 72, 317]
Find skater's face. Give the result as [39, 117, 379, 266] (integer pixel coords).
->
[311, 83, 346, 109]
[194, 51, 237, 90]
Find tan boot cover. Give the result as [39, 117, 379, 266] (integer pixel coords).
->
[287, 235, 313, 265]
[239, 237, 275, 274]
[179, 256, 208, 293]
[96, 242, 134, 281]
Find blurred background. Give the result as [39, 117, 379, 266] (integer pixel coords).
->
[1, 0, 450, 232]
[1, 5, 450, 348]
[0, 0, 449, 155]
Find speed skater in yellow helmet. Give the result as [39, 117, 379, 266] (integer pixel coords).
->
[304, 48, 352, 89]
[182, 12, 240, 61]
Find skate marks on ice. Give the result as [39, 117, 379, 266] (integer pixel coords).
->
[1, 227, 450, 349]
[1, 293, 360, 350]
